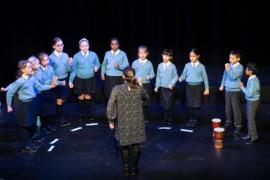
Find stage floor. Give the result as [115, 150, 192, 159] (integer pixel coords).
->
[1, 102, 270, 179]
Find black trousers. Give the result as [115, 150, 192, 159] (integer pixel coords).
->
[246, 100, 259, 140]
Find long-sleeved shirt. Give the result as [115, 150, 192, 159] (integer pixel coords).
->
[241, 75, 260, 101]
[155, 61, 178, 88]
[132, 59, 155, 84]
[101, 50, 129, 77]
[180, 61, 209, 89]
[69, 51, 100, 83]
[49, 51, 72, 79]
[6, 75, 51, 106]
[36, 66, 62, 86]
[220, 62, 244, 92]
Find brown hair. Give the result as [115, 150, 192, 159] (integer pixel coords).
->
[38, 52, 48, 63]
[52, 37, 63, 45]
[17, 60, 29, 79]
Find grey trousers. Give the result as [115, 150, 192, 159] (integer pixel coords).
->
[225, 91, 242, 128]
[246, 100, 259, 140]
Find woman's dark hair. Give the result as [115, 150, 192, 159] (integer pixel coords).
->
[110, 37, 120, 44]
[123, 67, 137, 89]
[52, 37, 63, 45]
[162, 49, 173, 59]
[17, 60, 29, 79]
[247, 63, 258, 75]
[190, 48, 200, 56]
[230, 50, 241, 58]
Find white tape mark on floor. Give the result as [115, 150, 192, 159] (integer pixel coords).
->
[70, 127, 82, 132]
[50, 138, 59, 145]
[180, 128, 194, 133]
[85, 123, 99, 126]
[48, 146, 55, 152]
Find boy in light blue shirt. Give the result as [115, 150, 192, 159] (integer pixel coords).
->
[240, 63, 260, 145]
[219, 50, 244, 134]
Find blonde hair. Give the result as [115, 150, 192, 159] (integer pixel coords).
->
[79, 38, 89, 45]
[28, 56, 39, 64]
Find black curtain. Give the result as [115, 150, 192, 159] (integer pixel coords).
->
[0, 0, 268, 85]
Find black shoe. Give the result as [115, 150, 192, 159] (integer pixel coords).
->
[61, 119, 71, 127]
[30, 144, 40, 150]
[234, 127, 242, 134]
[245, 139, 258, 145]
[21, 146, 38, 153]
[123, 164, 129, 176]
[130, 167, 138, 176]
[241, 134, 251, 140]
[86, 115, 94, 121]
[42, 127, 51, 135]
[190, 119, 198, 128]
[46, 126, 56, 132]
[224, 122, 232, 130]
[33, 136, 45, 143]
[186, 119, 193, 127]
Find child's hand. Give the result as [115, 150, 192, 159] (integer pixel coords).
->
[179, 76, 184, 82]
[68, 57, 73, 65]
[137, 77, 143, 86]
[114, 63, 120, 68]
[1, 87, 7, 92]
[204, 89, 209, 96]
[69, 82, 74, 89]
[219, 86, 224, 91]
[154, 87, 159, 92]
[61, 81, 66, 86]
[7, 105, 13, 112]
[94, 66, 99, 72]
[101, 76, 105, 80]
[225, 63, 230, 71]
[168, 84, 173, 90]
[146, 75, 151, 80]
[109, 122, 115, 129]
[240, 81, 244, 88]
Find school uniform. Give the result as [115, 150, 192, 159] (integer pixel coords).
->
[70, 51, 100, 95]
[180, 61, 209, 125]
[49, 51, 71, 100]
[155, 61, 178, 123]
[132, 59, 155, 121]
[36, 66, 57, 116]
[70, 51, 100, 120]
[220, 62, 244, 129]
[101, 50, 129, 98]
[6, 75, 51, 149]
[241, 75, 260, 141]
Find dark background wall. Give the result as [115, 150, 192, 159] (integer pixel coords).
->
[0, 0, 268, 86]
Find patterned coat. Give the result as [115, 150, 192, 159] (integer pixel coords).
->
[107, 83, 148, 146]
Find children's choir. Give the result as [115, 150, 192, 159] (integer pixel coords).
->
[1, 37, 261, 157]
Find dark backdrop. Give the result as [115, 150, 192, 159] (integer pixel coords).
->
[0, 0, 268, 86]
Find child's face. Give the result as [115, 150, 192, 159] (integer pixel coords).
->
[80, 41, 89, 53]
[111, 40, 119, 52]
[189, 52, 199, 63]
[22, 63, 32, 75]
[229, 54, 240, 64]
[53, 40, 64, 52]
[138, 49, 148, 60]
[162, 54, 171, 63]
[41, 56, 49, 67]
[245, 68, 252, 76]
[31, 61, 40, 71]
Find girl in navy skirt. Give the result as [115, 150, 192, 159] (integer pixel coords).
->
[179, 48, 209, 127]
[6, 60, 57, 152]
[36, 53, 65, 133]
[49, 37, 72, 127]
[155, 49, 178, 125]
[69, 38, 100, 121]
[101, 38, 129, 100]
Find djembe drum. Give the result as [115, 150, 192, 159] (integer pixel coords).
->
[212, 118, 221, 128]
[214, 127, 225, 149]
